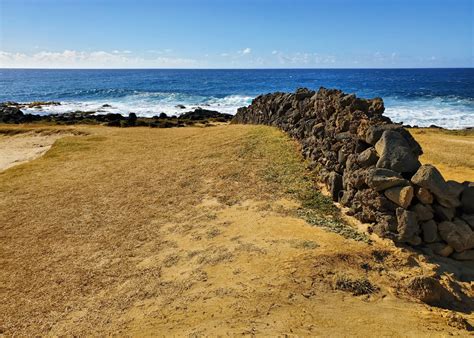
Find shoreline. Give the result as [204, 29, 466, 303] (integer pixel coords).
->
[1, 100, 473, 131]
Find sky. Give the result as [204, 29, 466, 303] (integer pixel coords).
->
[0, 0, 472, 68]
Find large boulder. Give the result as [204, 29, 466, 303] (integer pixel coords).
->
[384, 185, 414, 209]
[375, 130, 421, 173]
[437, 221, 474, 252]
[411, 165, 461, 208]
[365, 124, 423, 157]
[366, 168, 409, 192]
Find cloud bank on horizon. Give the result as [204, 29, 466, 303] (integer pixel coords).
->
[0, 0, 472, 69]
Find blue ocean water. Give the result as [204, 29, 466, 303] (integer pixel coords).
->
[0, 68, 473, 128]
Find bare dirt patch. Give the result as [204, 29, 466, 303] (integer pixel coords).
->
[0, 125, 87, 171]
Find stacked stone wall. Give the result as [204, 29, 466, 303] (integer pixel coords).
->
[233, 87, 474, 260]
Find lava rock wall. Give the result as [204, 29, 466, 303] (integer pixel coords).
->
[233, 87, 474, 260]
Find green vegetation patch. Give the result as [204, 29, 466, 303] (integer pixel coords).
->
[240, 126, 370, 243]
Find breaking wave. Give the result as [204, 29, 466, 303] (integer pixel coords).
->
[22, 91, 254, 117]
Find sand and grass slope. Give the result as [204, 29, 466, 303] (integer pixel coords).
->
[0, 124, 473, 336]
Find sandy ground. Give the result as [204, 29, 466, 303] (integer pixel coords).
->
[0, 134, 64, 171]
[0, 125, 473, 336]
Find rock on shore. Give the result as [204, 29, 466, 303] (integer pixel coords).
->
[233, 87, 474, 261]
[0, 102, 232, 127]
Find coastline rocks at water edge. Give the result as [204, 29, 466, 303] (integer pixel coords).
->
[233, 87, 474, 261]
[0, 102, 232, 126]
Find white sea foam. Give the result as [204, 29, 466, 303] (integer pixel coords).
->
[384, 96, 474, 129]
[22, 93, 254, 117]
[21, 93, 473, 129]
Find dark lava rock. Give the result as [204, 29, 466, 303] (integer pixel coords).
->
[375, 130, 420, 173]
[411, 203, 434, 221]
[411, 165, 461, 209]
[179, 108, 232, 121]
[366, 168, 409, 192]
[396, 208, 420, 243]
[356, 148, 379, 167]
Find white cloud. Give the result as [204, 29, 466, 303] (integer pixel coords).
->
[273, 51, 336, 65]
[0, 50, 198, 68]
[238, 48, 251, 55]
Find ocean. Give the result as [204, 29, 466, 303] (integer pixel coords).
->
[1, 68, 473, 129]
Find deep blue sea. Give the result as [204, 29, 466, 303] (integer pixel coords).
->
[1, 68, 473, 128]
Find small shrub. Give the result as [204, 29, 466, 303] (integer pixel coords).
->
[334, 275, 378, 296]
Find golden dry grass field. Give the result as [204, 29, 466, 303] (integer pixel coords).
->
[0, 124, 473, 336]
[409, 128, 474, 182]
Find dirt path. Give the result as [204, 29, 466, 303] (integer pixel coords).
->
[0, 125, 472, 336]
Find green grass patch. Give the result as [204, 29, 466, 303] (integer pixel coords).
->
[240, 126, 370, 243]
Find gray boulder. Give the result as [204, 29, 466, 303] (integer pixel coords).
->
[366, 168, 409, 192]
[365, 124, 423, 157]
[437, 221, 474, 252]
[411, 165, 461, 208]
[375, 130, 421, 173]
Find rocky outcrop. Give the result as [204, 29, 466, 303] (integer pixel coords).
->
[0, 103, 232, 127]
[178, 107, 232, 121]
[233, 87, 474, 261]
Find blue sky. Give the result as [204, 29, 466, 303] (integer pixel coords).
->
[0, 0, 472, 68]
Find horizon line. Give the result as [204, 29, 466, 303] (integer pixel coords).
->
[1, 67, 473, 71]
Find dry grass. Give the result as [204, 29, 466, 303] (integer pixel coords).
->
[1, 124, 473, 336]
[409, 128, 474, 182]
